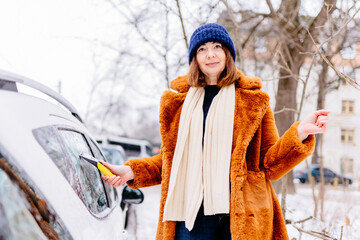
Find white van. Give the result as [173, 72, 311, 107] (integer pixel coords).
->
[97, 136, 154, 159]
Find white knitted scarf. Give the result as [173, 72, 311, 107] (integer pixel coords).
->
[163, 83, 235, 231]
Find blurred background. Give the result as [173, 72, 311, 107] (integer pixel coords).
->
[1, 0, 360, 239]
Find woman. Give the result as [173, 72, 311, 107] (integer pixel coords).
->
[101, 23, 329, 240]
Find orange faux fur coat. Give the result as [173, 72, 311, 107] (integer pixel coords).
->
[124, 70, 315, 240]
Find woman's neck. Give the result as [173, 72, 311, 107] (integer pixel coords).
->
[205, 76, 218, 85]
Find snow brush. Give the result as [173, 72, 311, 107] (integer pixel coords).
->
[79, 152, 114, 177]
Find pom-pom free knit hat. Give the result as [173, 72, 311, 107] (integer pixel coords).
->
[188, 23, 236, 64]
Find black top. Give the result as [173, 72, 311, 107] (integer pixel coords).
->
[202, 85, 220, 140]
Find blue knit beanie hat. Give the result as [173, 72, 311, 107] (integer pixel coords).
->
[188, 23, 236, 64]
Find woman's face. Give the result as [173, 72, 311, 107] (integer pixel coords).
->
[195, 42, 226, 83]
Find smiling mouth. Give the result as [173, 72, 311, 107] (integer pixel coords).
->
[206, 62, 219, 66]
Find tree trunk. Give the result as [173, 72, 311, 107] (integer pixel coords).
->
[272, 66, 300, 195]
[311, 60, 328, 164]
[315, 59, 328, 220]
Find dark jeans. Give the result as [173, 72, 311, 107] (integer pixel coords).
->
[175, 204, 231, 240]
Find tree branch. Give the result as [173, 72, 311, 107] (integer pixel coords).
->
[175, 0, 188, 50]
[241, 16, 266, 49]
[291, 224, 335, 240]
[273, 107, 298, 115]
[307, 26, 360, 90]
[221, 0, 244, 70]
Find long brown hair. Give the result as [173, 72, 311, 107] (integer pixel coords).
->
[187, 47, 239, 88]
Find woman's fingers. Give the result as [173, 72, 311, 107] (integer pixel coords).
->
[110, 176, 121, 186]
[100, 160, 115, 172]
[298, 110, 330, 141]
[101, 175, 122, 187]
[314, 109, 331, 116]
[113, 178, 123, 187]
[315, 115, 329, 129]
[101, 175, 108, 181]
[100, 163, 134, 187]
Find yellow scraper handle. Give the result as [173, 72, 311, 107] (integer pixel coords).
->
[97, 162, 114, 177]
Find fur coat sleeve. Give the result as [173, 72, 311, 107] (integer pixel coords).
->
[259, 106, 315, 180]
[124, 153, 162, 189]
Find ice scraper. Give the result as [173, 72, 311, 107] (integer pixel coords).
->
[79, 152, 114, 177]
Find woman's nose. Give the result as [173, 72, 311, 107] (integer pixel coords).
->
[206, 49, 215, 58]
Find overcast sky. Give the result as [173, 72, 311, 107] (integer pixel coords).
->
[0, 0, 119, 115]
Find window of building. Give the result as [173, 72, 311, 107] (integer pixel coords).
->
[341, 43, 356, 59]
[342, 100, 355, 114]
[341, 157, 354, 174]
[341, 129, 355, 144]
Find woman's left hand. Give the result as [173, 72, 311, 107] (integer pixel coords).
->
[297, 109, 330, 142]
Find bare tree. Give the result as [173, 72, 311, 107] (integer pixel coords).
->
[85, 0, 231, 143]
[219, 1, 360, 223]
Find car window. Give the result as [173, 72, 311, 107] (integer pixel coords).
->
[88, 140, 118, 207]
[59, 130, 108, 214]
[323, 168, 335, 176]
[146, 145, 153, 157]
[33, 127, 80, 191]
[101, 147, 125, 165]
[111, 142, 141, 158]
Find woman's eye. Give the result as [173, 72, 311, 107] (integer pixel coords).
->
[215, 44, 222, 48]
[197, 47, 205, 52]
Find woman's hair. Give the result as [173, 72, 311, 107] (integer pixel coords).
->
[187, 47, 239, 88]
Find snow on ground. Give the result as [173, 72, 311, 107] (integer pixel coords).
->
[286, 184, 360, 240]
[129, 183, 360, 240]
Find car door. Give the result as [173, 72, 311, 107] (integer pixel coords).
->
[312, 167, 321, 182]
[34, 125, 127, 239]
[323, 168, 336, 183]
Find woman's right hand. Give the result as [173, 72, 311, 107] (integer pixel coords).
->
[100, 161, 135, 187]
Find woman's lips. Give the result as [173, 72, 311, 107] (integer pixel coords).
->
[206, 62, 219, 67]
